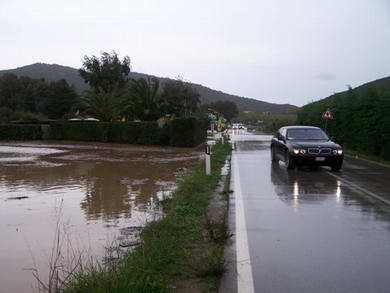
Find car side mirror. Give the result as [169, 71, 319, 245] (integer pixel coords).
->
[277, 134, 285, 142]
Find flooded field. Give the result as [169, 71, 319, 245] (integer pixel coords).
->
[0, 141, 201, 293]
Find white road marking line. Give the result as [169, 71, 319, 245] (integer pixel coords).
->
[345, 154, 390, 169]
[326, 171, 390, 206]
[234, 156, 255, 293]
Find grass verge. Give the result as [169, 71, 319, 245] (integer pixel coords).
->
[64, 142, 232, 293]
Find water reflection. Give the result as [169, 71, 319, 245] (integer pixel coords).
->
[0, 145, 198, 221]
[336, 180, 341, 202]
[270, 163, 340, 206]
[270, 162, 390, 224]
[0, 143, 200, 293]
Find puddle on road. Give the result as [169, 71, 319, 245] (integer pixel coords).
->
[0, 142, 201, 293]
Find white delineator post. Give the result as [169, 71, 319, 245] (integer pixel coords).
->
[205, 144, 211, 175]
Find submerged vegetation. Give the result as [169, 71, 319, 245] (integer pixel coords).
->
[61, 142, 231, 292]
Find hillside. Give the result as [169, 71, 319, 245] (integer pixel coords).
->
[354, 76, 390, 92]
[316, 76, 390, 105]
[297, 75, 390, 161]
[0, 63, 297, 114]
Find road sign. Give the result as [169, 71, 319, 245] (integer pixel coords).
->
[322, 110, 333, 120]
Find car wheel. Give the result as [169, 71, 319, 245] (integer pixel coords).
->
[331, 162, 343, 172]
[271, 146, 278, 163]
[286, 153, 296, 170]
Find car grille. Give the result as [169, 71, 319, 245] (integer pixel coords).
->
[307, 148, 332, 155]
[320, 148, 331, 155]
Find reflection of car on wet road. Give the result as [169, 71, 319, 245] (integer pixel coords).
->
[271, 126, 343, 171]
[222, 132, 390, 293]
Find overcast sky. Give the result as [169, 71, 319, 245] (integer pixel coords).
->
[1, 0, 389, 106]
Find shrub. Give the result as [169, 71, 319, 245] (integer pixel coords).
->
[0, 107, 13, 123]
[0, 117, 208, 147]
[0, 124, 42, 140]
[108, 122, 162, 145]
[49, 122, 110, 142]
[170, 117, 207, 147]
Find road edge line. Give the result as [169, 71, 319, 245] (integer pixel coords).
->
[345, 154, 390, 169]
[326, 171, 390, 206]
[233, 155, 255, 293]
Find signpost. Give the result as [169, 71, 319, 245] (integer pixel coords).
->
[211, 122, 215, 135]
[205, 144, 211, 175]
[322, 109, 333, 131]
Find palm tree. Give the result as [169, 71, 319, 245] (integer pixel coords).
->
[81, 89, 124, 122]
[128, 77, 161, 121]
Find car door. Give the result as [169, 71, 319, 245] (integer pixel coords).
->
[273, 129, 283, 160]
[277, 128, 289, 161]
[271, 131, 280, 158]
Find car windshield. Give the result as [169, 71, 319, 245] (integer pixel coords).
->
[286, 128, 329, 140]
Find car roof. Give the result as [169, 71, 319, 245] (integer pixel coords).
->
[282, 126, 321, 130]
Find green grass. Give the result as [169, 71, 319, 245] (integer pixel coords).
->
[65, 142, 232, 293]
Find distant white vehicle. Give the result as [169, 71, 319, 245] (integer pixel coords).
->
[232, 123, 247, 131]
[68, 117, 100, 121]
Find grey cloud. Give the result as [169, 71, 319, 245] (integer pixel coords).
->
[315, 73, 337, 81]
[0, 0, 389, 106]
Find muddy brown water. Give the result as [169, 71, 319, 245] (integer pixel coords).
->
[0, 141, 201, 293]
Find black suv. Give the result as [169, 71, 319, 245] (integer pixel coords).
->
[270, 126, 343, 171]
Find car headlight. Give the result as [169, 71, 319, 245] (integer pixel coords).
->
[337, 149, 343, 155]
[293, 149, 306, 155]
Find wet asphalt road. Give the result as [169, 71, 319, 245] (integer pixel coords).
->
[226, 134, 390, 293]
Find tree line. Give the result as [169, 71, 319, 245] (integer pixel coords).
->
[234, 111, 297, 133]
[0, 74, 77, 122]
[298, 86, 390, 160]
[0, 51, 239, 123]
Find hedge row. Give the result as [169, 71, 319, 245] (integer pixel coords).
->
[0, 117, 207, 147]
[298, 86, 390, 161]
[0, 124, 43, 140]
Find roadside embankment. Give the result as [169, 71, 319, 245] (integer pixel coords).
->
[64, 142, 232, 292]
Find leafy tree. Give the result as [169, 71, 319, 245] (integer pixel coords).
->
[40, 80, 78, 119]
[0, 74, 77, 120]
[79, 51, 131, 94]
[207, 100, 239, 122]
[160, 79, 200, 117]
[127, 77, 161, 121]
[0, 74, 42, 112]
[81, 89, 125, 122]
